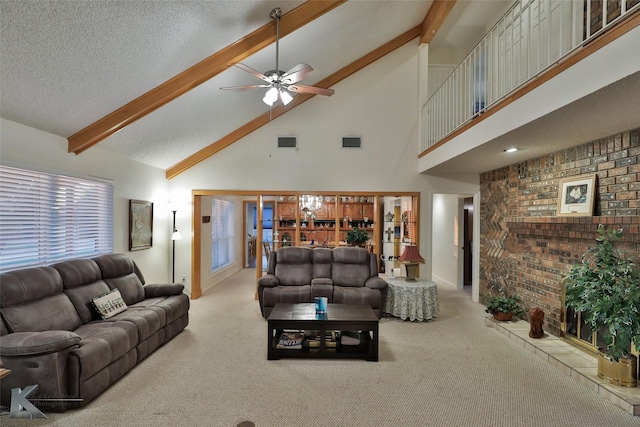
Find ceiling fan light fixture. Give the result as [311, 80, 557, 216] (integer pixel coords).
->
[221, 8, 333, 105]
[263, 87, 278, 106]
[280, 90, 293, 105]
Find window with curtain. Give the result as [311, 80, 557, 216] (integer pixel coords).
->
[211, 198, 234, 272]
[0, 165, 113, 273]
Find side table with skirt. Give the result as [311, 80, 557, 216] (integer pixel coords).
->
[384, 277, 439, 321]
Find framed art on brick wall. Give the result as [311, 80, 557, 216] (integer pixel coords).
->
[557, 175, 596, 216]
[129, 199, 153, 250]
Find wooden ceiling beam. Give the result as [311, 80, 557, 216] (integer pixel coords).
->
[166, 25, 422, 179]
[67, 0, 346, 155]
[420, 0, 457, 44]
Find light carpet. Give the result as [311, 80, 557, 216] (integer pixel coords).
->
[3, 268, 640, 427]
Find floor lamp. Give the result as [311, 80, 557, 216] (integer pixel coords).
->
[171, 210, 182, 283]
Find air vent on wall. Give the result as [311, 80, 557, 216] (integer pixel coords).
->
[342, 137, 361, 148]
[278, 137, 297, 148]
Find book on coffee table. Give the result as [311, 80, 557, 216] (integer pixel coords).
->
[276, 332, 304, 349]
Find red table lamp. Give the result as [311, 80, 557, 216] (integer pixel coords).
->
[399, 245, 425, 281]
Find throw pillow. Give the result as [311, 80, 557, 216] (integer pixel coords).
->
[91, 289, 127, 319]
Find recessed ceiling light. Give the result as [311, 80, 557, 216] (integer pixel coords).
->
[504, 148, 518, 153]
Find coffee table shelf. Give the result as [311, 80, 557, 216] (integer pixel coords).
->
[267, 303, 379, 361]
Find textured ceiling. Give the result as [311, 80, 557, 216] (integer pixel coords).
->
[2, 0, 530, 172]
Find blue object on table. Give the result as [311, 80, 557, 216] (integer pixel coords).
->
[315, 296, 327, 314]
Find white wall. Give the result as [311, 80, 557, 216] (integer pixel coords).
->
[432, 194, 460, 287]
[0, 118, 172, 284]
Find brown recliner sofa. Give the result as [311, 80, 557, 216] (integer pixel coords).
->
[258, 246, 388, 319]
[0, 253, 189, 410]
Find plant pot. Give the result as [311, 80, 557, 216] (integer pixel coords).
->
[492, 312, 513, 322]
[597, 353, 638, 387]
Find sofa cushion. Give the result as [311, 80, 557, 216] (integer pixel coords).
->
[311, 248, 332, 279]
[143, 284, 184, 298]
[2, 293, 83, 333]
[0, 266, 63, 307]
[310, 283, 333, 302]
[93, 254, 145, 305]
[91, 289, 128, 319]
[333, 286, 381, 309]
[257, 274, 279, 288]
[275, 263, 312, 286]
[0, 266, 82, 332]
[276, 246, 312, 264]
[104, 306, 165, 341]
[331, 247, 371, 287]
[54, 258, 112, 323]
[53, 258, 103, 288]
[332, 247, 371, 265]
[130, 294, 190, 326]
[0, 331, 80, 356]
[72, 321, 138, 381]
[274, 247, 313, 286]
[262, 285, 312, 308]
[64, 281, 112, 323]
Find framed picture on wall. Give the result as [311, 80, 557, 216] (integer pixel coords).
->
[129, 199, 153, 250]
[557, 175, 596, 216]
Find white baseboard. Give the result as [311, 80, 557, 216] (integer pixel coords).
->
[432, 274, 456, 288]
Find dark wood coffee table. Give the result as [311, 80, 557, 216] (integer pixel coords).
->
[267, 303, 379, 361]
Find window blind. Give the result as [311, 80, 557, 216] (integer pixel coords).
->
[0, 165, 113, 273]
[211, 198, 234, 272]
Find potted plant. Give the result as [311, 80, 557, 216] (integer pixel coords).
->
[563, 224, 640, 387]
[346, 227, 369, 246]
[485, 294, 525, 321]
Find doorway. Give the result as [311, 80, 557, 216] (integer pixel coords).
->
[431, 193, 477, 298]
[244, 201, 273, 270]
[463, 197, 473, 287]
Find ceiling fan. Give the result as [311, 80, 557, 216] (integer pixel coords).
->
[220, 7, 334, 107]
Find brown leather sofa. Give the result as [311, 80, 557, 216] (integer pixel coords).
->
[0, 254, 189, 410]
[258, 246, 388, 319]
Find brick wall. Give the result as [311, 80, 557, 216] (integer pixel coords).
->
[479, 127, 640, 335]
[587, 0, 640, 37]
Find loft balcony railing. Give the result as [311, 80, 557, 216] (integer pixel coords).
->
[421, 0, 640, 153]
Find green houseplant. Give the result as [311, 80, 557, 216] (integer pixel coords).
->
[563, 225, 640, 386]
[485, 294, 525, 321]
[346, 227, 369, 246]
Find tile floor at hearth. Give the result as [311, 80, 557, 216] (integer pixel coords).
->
[485, 316, 640, 417]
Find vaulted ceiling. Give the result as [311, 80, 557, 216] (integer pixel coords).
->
[0, 1, 515, 176]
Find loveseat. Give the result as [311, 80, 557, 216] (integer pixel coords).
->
[0, 253, 189, 410]
[258, 246, 388, 319]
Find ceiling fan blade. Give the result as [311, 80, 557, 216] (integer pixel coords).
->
[287, 84, 334, 97]
[235, 63, 272, 83]
[220, 84, 270, 92]
[222, 9, 336, 104]
[281, 63, 313, 84]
